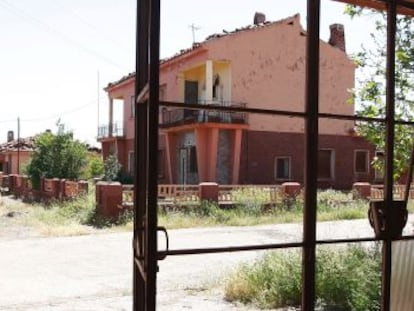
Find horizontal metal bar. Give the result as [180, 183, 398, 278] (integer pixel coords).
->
[160, 101, 414, 125]
[160, 101, 305, 118]
[157, 234, 414, 257]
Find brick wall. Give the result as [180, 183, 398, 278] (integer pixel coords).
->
[239, 131, 375, 189]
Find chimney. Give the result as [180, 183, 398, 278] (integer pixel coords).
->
[254, 12, 266, 25]
[7, 131, 14, 142]
[329, 24, 345, 52]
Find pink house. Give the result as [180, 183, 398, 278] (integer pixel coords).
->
[99, 13, 375, 189]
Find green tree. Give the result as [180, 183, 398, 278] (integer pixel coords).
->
[26, 126, 87, 189]
[346, 5, 414, 178]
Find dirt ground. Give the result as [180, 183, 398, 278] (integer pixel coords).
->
[1, 194, 413, 310]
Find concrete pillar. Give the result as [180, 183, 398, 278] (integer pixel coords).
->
[165, 132, 178, 183]
[231, 129, 243, 184]
[205, 60, 213, 103]
[199, 182, 219, 203]
[195, 128, 219, 182]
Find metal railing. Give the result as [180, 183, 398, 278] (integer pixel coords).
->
[160, 101, 247, 127]
[97, 121, 125, 139]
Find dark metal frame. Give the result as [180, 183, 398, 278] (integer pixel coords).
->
[133, 0, 414, 310]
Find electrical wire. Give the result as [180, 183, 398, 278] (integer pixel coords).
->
[0, 0, 128, 70]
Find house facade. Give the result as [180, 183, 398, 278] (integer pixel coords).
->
[0, 132, 34, 175]
[99, 13, 376, 189]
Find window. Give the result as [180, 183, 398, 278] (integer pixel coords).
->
[275, 157, 291, 180]
[318, 149, 334, 179]
[128, 151, 135, 175]
[354, 150, 369, 174]
[130, 96, 135, 118]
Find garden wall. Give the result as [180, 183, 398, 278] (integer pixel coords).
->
[0, 173, 88, 202]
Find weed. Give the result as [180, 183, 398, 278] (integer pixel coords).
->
[225, 245, 381, 310]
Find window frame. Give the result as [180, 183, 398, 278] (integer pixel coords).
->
[354, 149, 369, 174]
[274, 156, 291, 181]
[318, 148, 335, 180]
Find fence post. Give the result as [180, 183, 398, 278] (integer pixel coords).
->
[281, 182, 301, 198]
[199, 182, 219, 203]
[352, 182, 371, 199]
[96, 182, 123, 218]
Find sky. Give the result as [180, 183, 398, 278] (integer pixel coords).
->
[0, 0, 377, 146]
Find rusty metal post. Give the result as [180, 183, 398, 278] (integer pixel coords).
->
[382, 1, 397, 310]
[134, 0, 149, 310]
[302, 0, 320, 310]
[147, 0, 161, 309]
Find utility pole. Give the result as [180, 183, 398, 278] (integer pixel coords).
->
[17, 117, 20, 174]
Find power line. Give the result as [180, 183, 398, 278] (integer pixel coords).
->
[0, 0, 128, 70]
[21, 99, 101, 123]
[49, 0, 130, 53]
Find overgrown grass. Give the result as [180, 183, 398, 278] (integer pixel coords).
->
[224, 245, 381, 310]
[2, 188, 408, 235]
[0, 184, 134, 236]
[159, 189, 370, 229]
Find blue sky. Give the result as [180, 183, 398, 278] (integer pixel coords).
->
[0, 0, 376, 145]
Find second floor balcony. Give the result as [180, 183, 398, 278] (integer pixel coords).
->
[97, 121, 125, 140]
[160, 101, 247, 128]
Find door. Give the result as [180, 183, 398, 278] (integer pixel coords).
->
[184, 80, 198, 120]
[179, 148, 188, 185]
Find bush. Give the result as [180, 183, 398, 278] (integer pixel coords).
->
[225, 245, 381, 310]
[103, 154, 121, 181]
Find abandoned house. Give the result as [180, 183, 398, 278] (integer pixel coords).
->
[99, 13, 375, 189]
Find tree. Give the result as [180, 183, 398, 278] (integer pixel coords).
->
[26, 125, 88, 189]
[345, 5, 414, 179]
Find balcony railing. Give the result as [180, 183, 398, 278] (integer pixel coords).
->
[160, 101, 247, 128]
[97, 121, 125, 139]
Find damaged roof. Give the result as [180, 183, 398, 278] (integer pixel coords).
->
[0, 137, 36, 153]
[105, 14, 301, 90]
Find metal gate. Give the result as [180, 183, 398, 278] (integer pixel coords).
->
[133, 1, 414, 310]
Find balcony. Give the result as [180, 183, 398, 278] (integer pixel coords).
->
[160, 101, 247, 128]
[97, 121, 125, 140]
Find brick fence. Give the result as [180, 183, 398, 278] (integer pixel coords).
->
[96, 181, 414, 219]
[95, 181, 302, 219]
[0, 173, 88, 202]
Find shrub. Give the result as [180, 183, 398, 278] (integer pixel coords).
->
[103, 154, 121, 181]
[225, 245, 381, 310]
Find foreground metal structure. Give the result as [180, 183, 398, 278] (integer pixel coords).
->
[133, 0, 414, 310]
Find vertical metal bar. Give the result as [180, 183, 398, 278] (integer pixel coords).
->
[134, 0, 149, 310]
[382, 1, 397, 310]
[146, 0, 161, 310]
[302, 0, 320, 310]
